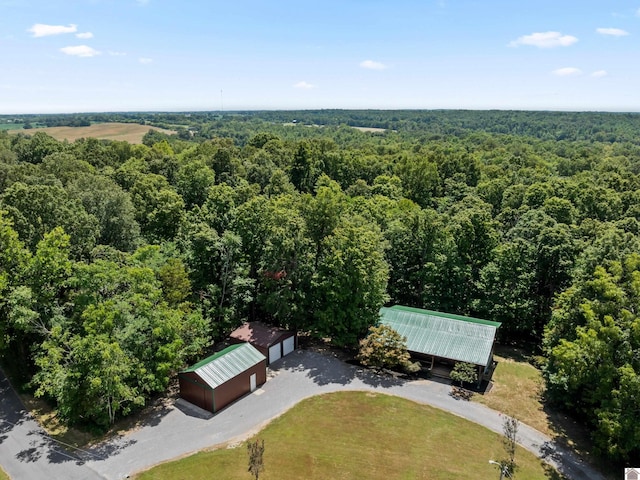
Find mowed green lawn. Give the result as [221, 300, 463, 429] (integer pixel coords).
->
[135, 392, 560, 480]
[474, 353, 550, 435]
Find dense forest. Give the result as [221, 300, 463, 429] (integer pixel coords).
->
[1, 110, 640, 465]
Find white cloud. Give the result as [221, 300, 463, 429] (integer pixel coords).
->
[108, 51, 127, 56]
[28, 23, 77, 37]
[509, 31, 578, 48]
[76, 32, 93, 39]
[591, 70, 608, 78]
[60, 45, 101, 57]
[360, 59, 387, 70]
[138, 57, 153, 64]
[552, 67, 582, 77]
[596, 27, 629, 37]
[293, 81, 315, 89]
[136, 0, 150, 5]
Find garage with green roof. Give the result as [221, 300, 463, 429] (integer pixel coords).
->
[178, 343, 267, 413]
[379, 305, 501, 382]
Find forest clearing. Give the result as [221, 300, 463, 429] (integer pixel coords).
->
[8, 123, 175, 144]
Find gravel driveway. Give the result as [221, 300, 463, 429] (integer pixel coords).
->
[2, 350, 605, 480]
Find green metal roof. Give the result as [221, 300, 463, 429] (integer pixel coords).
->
[379, 306, 500, 367]
[182, 343, 266, 389]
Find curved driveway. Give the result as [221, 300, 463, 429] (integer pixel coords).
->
[2, 350, 605, 480]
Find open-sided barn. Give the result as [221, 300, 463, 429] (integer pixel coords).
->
[230, 321, 297, 365]
[179, 343, 266, 413]
[379, 305, 501, 382]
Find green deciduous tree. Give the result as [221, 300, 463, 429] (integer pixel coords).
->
[544, 254, 640, 462]
[175, 159, 215, 208]
[1, 182, 100, 257]
[30, 249, 209, 428]
[130, 174, 185, 242]
[450, 362, 478, 387]
[311, 217, 389, 347]
[357, 324, 412, 371]
[67, 174, 140, 251]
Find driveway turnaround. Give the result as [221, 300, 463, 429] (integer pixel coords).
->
[2, 350, 605, 480]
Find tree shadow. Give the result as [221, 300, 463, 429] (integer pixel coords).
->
[16, 446, 42, 463]
[86, 436, 138, 462]
[542, 403, 616, 479]
[494, 344, 533, 363]
[0, 379, 29, 441]
[542, 460, 567, 480]
[354, 366, 406, 388]
[275, 350, 406, 388]
[449, 386, 473, 401]
[277, 350, 358, 386]
[129, 403, 173, 429]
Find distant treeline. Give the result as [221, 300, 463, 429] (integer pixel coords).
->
[3, 109, 640, 143]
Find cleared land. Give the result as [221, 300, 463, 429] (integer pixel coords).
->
[0, 123, 23, 131]
[135, 391, 559, 480]
[473, 349, 612, 478]
[352, 126, 387, 133]
[473, 351, 549, 435]
[8, 123, 175, 144]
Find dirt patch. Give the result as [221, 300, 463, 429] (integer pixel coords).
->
[9, 123, 175, 144]
[19, 378, 180, 450]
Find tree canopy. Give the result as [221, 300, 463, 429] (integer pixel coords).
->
[2, 110, 640, 461]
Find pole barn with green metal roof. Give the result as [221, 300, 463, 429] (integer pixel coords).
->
[379, 305, 501, 383]
[179, 343, 267, 413]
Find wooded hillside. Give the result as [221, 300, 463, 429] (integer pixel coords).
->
[1, 110, 640, 464]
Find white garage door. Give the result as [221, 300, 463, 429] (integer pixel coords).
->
[268, 343, 281, 364]
[283, 336, 295, 357]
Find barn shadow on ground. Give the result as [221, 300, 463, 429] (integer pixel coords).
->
[173, 398, 213, 420]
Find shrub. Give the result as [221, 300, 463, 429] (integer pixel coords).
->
[358, 324, 412, 371]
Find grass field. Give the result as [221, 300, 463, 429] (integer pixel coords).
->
[7, 123, 175, 143]
[135, 391, 560, 480]
[474, 348, 614, 479]
[0, 123, 23, 130]
[473, 350, 550, 435]
[0, 466, 9, 480]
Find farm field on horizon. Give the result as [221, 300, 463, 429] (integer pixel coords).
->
[7, 122, 175, 144]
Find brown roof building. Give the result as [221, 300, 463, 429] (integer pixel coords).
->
[229, 321, 297, 365]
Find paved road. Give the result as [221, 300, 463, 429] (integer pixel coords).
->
[0, 370, 104, 479]
[2, 351, 606, 480]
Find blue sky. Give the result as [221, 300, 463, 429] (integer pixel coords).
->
[1, 0, 639, 113]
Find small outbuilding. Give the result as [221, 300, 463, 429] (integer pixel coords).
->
[178, 343, 266, 413]
[230, 321, 297, 365]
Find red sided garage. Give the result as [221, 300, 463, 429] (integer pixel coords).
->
[178, 343, 266, 413]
